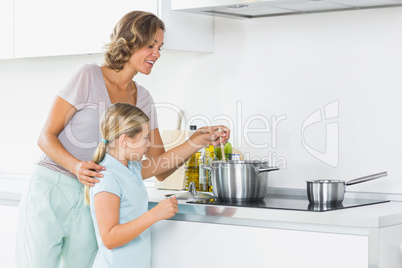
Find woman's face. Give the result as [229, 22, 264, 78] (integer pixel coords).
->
[128, 28, 164, 75]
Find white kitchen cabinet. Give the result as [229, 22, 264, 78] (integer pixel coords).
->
[14, 0, 156, 58]
[0, 205, 19, 268]
[14, 0, 212, 59]
[158, 0, 213, 53]
[151, 220, 369, 268]
[0, 0, 14, 59]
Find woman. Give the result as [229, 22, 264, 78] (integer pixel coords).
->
[16, 11, 229, 268]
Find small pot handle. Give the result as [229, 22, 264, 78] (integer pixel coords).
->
[346, 171, 388, 186]
[201, 164, 212, 171]
[255, 166, 280, 174]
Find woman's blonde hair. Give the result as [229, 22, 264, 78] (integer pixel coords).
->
[84, 103, 150, 205]
[103, 10, 165, 71]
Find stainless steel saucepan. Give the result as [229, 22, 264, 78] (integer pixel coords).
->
[202, 160, 279, 201]
[306, 171, 388, 204]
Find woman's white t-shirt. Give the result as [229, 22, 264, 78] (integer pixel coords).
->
[38, 64, 158, 179]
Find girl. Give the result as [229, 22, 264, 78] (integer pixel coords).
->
[87, 103, 178, 267]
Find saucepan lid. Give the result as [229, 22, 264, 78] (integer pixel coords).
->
[165, 182, 215, 201]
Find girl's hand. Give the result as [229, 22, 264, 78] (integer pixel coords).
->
[189, 125, 231, 148]
[72, 160, 105, 186]
[153, 197, 179, 221]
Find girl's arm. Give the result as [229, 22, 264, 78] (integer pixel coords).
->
[141, 126, 230, 180]
[38, 96, 104, 186]
[94, 192, 178, 250]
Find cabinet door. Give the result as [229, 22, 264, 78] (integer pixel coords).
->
[159, 0, 213, 53]
[0, 0, 14, 59]
[151, 220, 369, 268]
[14, 1, 157, 58]
[0, 205, 19, 267]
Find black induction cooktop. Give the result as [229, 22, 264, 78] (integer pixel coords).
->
[187, 195, 390, 212]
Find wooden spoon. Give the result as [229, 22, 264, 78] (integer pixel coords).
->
[219, 128, 226, 162]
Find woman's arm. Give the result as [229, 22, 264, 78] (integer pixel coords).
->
[144, 128, 170, 180]
[38, 96, 104, 186]
[141, 126, 230, 180]
[94, 192, 178, 250]
[143, 128, 178, 181]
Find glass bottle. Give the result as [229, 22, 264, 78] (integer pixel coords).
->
[199, 145, 214, 192]
[206, 145, 214, 192]
[184, 125, 200, 190]
[184, 152, 200, 190]
[214, 141, 232, 161]
[231, 153, 241, 161]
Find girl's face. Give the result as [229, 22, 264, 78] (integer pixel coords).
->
[127, 28, 164, 75]
[125, 123, 151, 161]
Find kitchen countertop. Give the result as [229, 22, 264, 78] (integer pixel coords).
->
[2, 185, 400, 267]
[147, 187, 402, 233]
[3, 176, 402, 233]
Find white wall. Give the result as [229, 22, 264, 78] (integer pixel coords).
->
[0, 55, 103, 176]
[1, 7, 401, 193]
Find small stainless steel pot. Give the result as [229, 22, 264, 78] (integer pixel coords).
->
[202, 160, 279, 201]
[306, 171, 388, 204]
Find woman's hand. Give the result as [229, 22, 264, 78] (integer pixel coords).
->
[72, 161, 105, 186]
[189, 125, 231, 149]
[152, 197, 179, 221]
[211, 125, 230, 146]
[141, 126, 231, 180]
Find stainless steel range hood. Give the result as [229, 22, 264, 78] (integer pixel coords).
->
[171, 0, 402, 18]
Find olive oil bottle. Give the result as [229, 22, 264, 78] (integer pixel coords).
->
[199, 145, 214, 192]
[184, 125, 200, 190]
[184, 151, 201, 190]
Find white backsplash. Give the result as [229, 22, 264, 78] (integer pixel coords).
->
[0, 7, 401, 193]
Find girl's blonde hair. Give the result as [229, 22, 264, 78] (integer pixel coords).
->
[103, 10, 165, 71]
[84, 103, 150, 205]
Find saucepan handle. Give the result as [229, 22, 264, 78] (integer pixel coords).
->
[346, 171, 388, 186]
[201, 165, 212, 171]
[255, 167, 280, 174]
